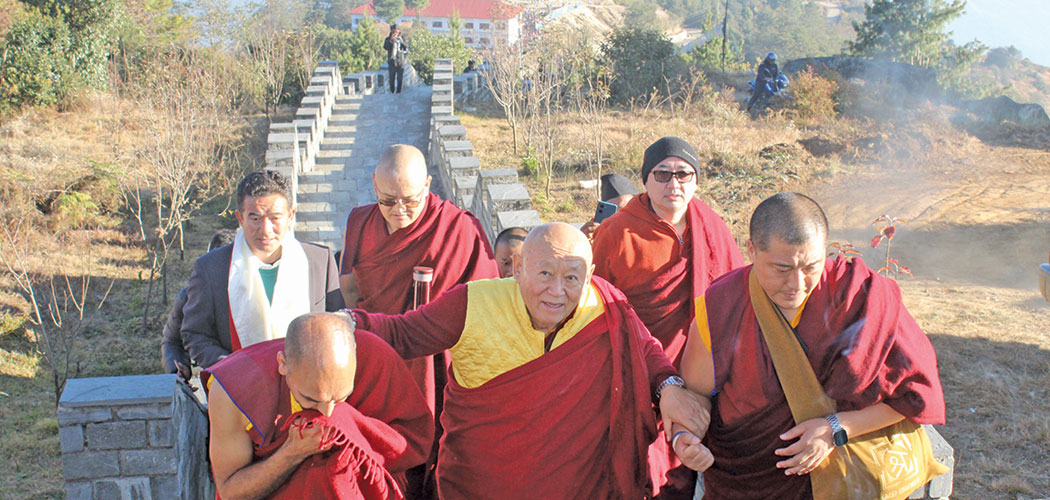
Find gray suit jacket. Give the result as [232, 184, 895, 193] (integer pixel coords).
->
[180, 241, 344, 368]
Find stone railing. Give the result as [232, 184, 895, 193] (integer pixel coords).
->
[58, 374, 213, 500]
[266, 60, 344, 204]
[343, 63, 421, 96]
[427, 58, 542, 242]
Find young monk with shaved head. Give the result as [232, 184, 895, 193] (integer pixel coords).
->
[349, 222, 709, 499]
[205, 312, 433, 500]
[339, 144, 498, 497]
[493, 226, 528, 278]
[677, 192, 945, 499]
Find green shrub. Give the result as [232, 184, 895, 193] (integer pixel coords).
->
[0, 11, 75, 111]
[600, 27, 680, 104]
[790, 66, 838, 123]
[682, 36, 749, 72]
[52, 191, 100, 230]
[313, 17, 385, 76]
[407, 27, 474, 85]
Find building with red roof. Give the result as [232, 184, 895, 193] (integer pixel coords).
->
[349, 0, 523, 49]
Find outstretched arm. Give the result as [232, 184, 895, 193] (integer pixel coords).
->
[352, 284, 469, 359]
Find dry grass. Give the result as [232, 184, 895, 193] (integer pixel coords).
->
[0, 91, 251, 499]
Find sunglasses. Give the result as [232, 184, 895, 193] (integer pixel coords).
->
[377, 188, 427, 208]
[650, 170, 695, 183]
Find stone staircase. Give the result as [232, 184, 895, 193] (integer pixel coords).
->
[294, 87, 431, 252]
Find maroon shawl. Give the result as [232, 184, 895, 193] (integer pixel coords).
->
[701, 258, 945, 500]
[203, 333, 434, 499]
[436, 277, 659, 500]
[593, 194, 743, 365]
[341, 193, 499, 414]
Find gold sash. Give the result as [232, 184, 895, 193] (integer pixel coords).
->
[748, 271, 947, 500]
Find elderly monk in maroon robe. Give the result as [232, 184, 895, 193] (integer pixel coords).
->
[348, 223, 710, 499]
[592, 136, 744, 498]
[677, 193, 945, 499]
[205, 313, 433, 500]
[340, 144, 498, 497]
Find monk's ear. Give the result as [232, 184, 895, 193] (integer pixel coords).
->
[511, 252, 523, 280]
[277, 351, 288, 376]
[746, 239, 757, 264]
[425, 175, 432, 190]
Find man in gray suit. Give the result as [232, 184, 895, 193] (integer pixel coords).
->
[180, 170, 344, 368]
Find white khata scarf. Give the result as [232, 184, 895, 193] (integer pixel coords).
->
[227, 227, 311, 348]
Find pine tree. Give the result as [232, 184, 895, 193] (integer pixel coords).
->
[848, 0, 967, 68]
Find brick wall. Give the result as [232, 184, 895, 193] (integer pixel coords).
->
[58, 374, 214, 500]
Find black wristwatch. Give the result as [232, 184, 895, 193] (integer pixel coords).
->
[825, 413, 848, 447]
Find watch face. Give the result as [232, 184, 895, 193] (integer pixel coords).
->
[833, 430, 848, 447]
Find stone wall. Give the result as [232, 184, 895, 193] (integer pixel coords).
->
[266, 60, 344, 204]
[58, 374, 213, 500]
[343, 63, 421, 96]
[428, 58, 543, 242]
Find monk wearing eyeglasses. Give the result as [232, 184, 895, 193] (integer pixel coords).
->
[339, 143, 498, 498]
[591, 136, 744, 499]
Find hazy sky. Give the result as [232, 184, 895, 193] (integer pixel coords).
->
[949, 0, 1049, 66]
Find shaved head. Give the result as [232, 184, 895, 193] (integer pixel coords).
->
[375, 144, 428, 184]
[284, 312, 357, 371]
[749, 192, 828, 251]
[520, 223, 593, 267]
[494, 227, 529, 278]
[373, 145, 432, 233]
[514, 223, 594, 333]
[279, 312, 358, 416]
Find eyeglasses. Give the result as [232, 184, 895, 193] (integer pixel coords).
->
[377, 188, 427, 208]
[650, 170, 695, 183]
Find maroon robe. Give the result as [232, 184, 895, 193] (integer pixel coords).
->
[593, 194, 743, 498]
[203, 333, 434, 500]
[341, 193, 499, 414]
[701, 257, 946, 500]
[354, 277, 678, 499]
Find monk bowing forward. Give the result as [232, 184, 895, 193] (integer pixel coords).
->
[351, 223, 709, 500]
[205, 313, 433, 500]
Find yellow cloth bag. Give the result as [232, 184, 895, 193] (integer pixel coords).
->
[748, 272, 948, 500]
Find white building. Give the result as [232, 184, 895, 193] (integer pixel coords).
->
[349, 0, 523, 49]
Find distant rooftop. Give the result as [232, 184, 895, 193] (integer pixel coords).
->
[349, 0, 523, 20]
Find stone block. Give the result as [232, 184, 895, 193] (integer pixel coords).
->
[305, 85, 329, 96]
[310, 75, 332, 86]
[150, 474, 178, 500]
[268, 132, 297, 148]
[926, 425, 954, 498]
[454, 175, 477, 198]
[269, 122, 294, 132]
[57, 406, 113, 426]
[300, 95, 325, 108]
[60, 425, 84, 453]
[431, 105, 453, 117]
[86, 420, 147, 450]
[66, 481, 92, 500]
[62, 450, 120, 480]
[497, 210, 543, 232]
[432, 115, 461, 126]
[115, 403, 172, 421]
[61, 375, 177, 408]
[443, 140, 473, 157]
[460, 194, 474, 209]
[448, 157, 481, 179]
[433, 83, 453, 93]
[149, 419, 173, 447]
[479, 168, 518, 187]
[488, 184, 531, 212]
[94, 477, 152, 500]
[121, 449, 177, 476]
[438, 125, 467, 140]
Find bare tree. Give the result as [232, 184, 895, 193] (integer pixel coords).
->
[249, 29, 290, 118]
[0, 216, 114, 406]
[569, 52, 612, 201]
[481, 41, 527, 154]
[523, 49, 569, 198]
[122, 50, 243, 333]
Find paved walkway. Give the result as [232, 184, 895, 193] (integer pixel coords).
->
[295, 85, 432, 251]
